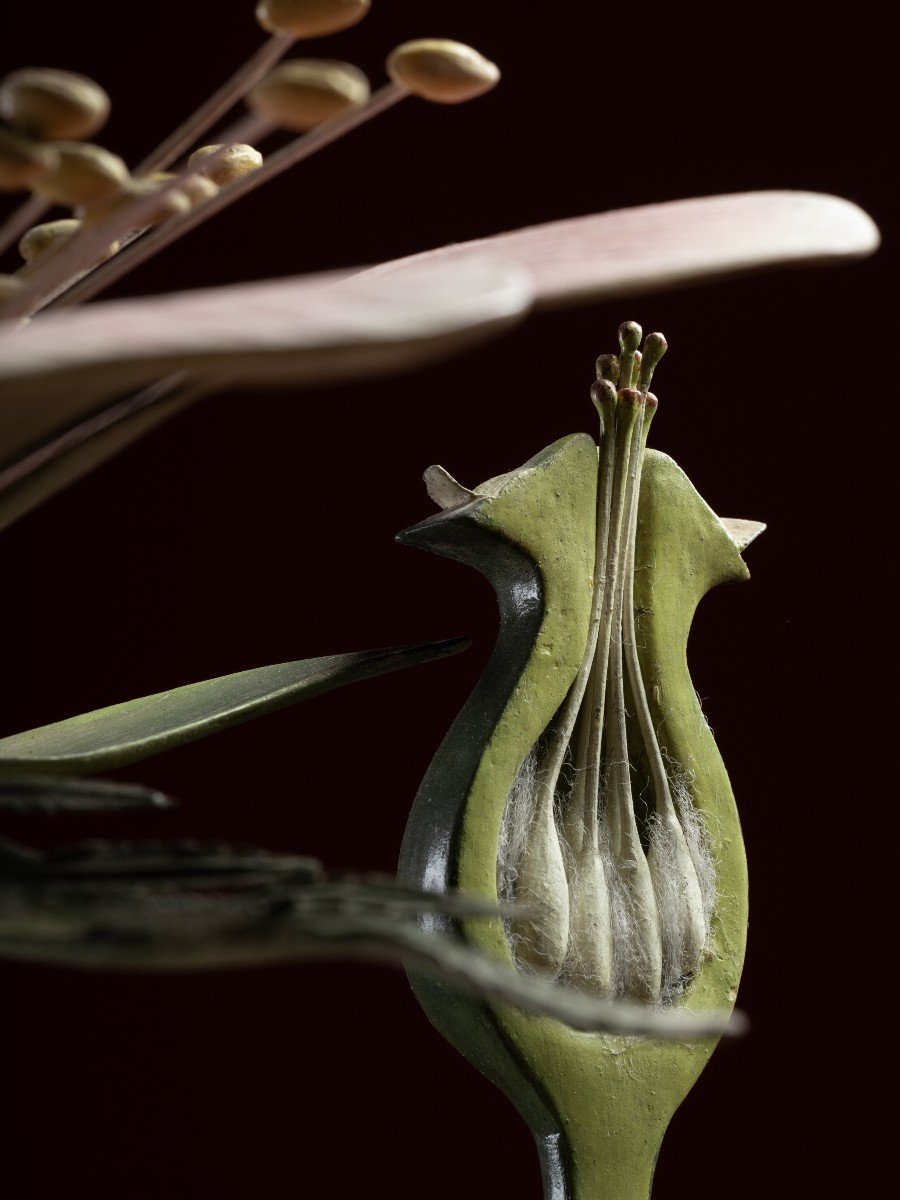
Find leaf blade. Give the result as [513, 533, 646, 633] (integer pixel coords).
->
[0, 775, 175, 812]
[0, 638, 469, 775]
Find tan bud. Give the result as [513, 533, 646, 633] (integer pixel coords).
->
[255, 0, 370, 39]
[0, 127, 58, 191]
[188, 143, 263, 186]
[248, 60, 370, 132]
[177, 174, 219, 208]
[18, 217, 81, 263]
[85, 174, 192, 228]
[386, 40, 500, 104]
[0, 68, 110, 141]
[0, 274, 25, 306]
[145, 172, 212, 214]
[37, 142, 129, 207]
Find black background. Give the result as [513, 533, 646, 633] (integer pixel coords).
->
[0, 3, 892, 1197]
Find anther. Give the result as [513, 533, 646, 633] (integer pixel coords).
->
[386, 40, 500, 104]
[637, 332, 667, 392]
[618, 321, 642, 388]
[18, 218, 81, 263]
[248, 60, 370, 131]
[590, 378, 617, 433]
[0, 128, 58, 192]
[188, 144, 263, 186]
[595, 352, 620, 384]
[617, 386, 644, 411]
[0, 68, 110, 142]
[36, 143, 129, 208]
[255, 0, 371, 38]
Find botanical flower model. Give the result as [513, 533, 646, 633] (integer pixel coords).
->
[0, 7, 884, 1196]
[398, 323, 768, 1197]
[0, 2, 877, 533]
[0, 0, 880, 1038]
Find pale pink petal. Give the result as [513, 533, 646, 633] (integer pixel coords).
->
[357, 191, 879, 307]
[0, 260, 532, 468]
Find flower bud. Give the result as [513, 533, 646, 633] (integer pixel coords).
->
[86, 175, 191, 228]
[637, 332, 667, 391]
[178, 174, 219, 208]
[0, 127, 58, 191]
[386, 40, 500, 104]
[18, 217, 81, 263]
[37, 142, 128, 207]
[618, 321, 642, 355]
[187, 143, 263, 186]
[255, 0, 370, 39]
[0, 68, 110, 141]
[248, 60, 369, 132]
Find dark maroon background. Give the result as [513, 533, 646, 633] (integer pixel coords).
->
[0, 3, 891, 1197]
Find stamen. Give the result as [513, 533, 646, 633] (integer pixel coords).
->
[1, 39, 499, 319]
[595, 352, 620, 384]
[18, 218, 81, 264]
[40, 83, 405, 313]
[0, 129, 58, 193]
[187, 144, 263, 186]
[617, 355, 708, 986]
[386, 40, 500, 104]
[601, 387, 663, 1001]
[501, 328, 716, 1001]
[0, 68, 109, 257]
[578, 387, 638, 835]
[256, 0, 371, 39]
[637, 330, 667, 391]
[246, 60, 371, 131]
[542, 379, 616, 858]
[0, 68, 109, 141]
[35, 142, 129, 208]
[0, 191, 52, 260]
[134, 32, 294, 175]
[617, 320, 642, 388]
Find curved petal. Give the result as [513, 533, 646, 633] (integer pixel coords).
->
[0, 191, 877, 534]
[0, 259, 533, 469]
[358, 190, 879, 307]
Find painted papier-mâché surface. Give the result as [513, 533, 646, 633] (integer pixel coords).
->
[398, 433, 756, 1200]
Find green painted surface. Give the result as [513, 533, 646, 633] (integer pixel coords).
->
[0, 638, 469, 775]
[411, 438, 750, 1199]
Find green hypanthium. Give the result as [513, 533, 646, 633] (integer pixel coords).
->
[400, 325, 762, 1200]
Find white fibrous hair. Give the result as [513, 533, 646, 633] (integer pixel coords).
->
[673, 769, 717, 933]
[497, 745, 717, 1007]
[497, 746, 543, 967]
[498, 745, 540, 908]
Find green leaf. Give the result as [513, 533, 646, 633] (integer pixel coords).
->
[0, 638, 469, 776]
[0, 871, 741, 1040]
[0, 774, 175, 812]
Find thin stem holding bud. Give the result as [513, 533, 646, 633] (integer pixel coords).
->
[47, 83, 409, 312]
[0, 192, 50, 261]
[578, 381, 637, 832]
[135, 32, 295, 175]
[602, 392, 663, 1002]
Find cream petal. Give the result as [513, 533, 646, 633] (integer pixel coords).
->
[357, 191, 879, 307]
[0, 258, 532, 466]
